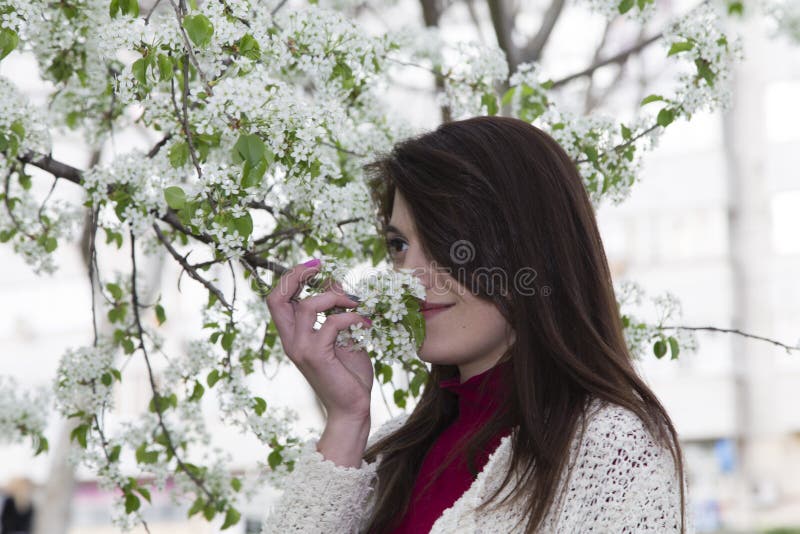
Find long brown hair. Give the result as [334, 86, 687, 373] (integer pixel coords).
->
[361, 116, 686, 533]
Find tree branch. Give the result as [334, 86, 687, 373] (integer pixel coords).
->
[551, 32, 662, 89]
[129, 233, 219, 505]
[659, 325, 800, 354]
[487, 0, 516, 69]
[518, 0, 566, 68]
[153, 223, 233, 310]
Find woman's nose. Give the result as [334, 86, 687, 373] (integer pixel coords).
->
[399, 246, 436, 291]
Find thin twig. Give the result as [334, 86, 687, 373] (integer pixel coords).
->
[129, 233, 218, 504]
[551, 32, 662, 89]
[153, 223, 233, 310]
[167, 0, 213, 93]
[659, 325, 800, 354]
[144, 0, 164, 25]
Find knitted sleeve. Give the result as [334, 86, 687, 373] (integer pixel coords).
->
[551, 403, 690, 533]
[260, 412, 409, 534]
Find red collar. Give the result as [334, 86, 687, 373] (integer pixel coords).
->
[438, 358, 511, 420]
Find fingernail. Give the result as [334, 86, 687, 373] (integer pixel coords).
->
[302, 258, 321, 267]
[345, 293, 361, 303]
[363, 317, 373, 326]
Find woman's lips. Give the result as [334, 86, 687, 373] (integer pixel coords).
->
[421, 303, 454, 319]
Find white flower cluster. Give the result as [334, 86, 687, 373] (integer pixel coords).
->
[536, 108, 657, 205]
[661, 2, 743, 118]
[765, 0, 800, 43]
[54, 343, 117, 417]
[274, 6, 391, 97]
[578, 0, 656, 23]
[615, 280, 698, 361]
[439, 41, 509, 119]
[507, 62, 554, 122]
[388, 25, 508, 119]
[0, 187, 84, 274]
[83, 151, 177, 236]
[214, 365, 298, 444]
[0, 376, 49, 447]
[0, 77, 51, 163]
[309, 256, 427, 366]
[0, 77, 82, 273]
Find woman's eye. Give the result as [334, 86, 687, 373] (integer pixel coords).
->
[386, 237, 408, 256]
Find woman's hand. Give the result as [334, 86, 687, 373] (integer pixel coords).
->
[266, 259, 374, 425]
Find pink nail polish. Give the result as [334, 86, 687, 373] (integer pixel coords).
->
[302, 258, 321, 267]
[364, 317, 373, 326]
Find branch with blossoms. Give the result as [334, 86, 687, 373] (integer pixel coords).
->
[0, 0, 798, 529]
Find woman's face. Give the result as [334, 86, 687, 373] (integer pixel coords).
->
[385, 190, 515, 381]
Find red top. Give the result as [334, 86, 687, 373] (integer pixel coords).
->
[387, 358, 514, 534]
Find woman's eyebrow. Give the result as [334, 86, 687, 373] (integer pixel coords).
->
[384, 224, 406, 236]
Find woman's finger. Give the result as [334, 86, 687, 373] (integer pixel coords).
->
[317, 312, 371, 347]
[293, 290, 361, 336]
[266, 260, 323, 344]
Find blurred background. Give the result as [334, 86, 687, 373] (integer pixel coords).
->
[1, 0, 799, 533]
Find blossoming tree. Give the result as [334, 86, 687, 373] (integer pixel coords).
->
[0, 0, 798, 529]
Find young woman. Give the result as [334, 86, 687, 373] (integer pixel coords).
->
[263, 116, 690, 533]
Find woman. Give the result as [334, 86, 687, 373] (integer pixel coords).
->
[263, 116, 690, 533]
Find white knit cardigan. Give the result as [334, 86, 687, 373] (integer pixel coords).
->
[261, 398, 692, 533]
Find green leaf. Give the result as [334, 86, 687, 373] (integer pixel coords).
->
[101, 372, 112, 387]
[393, 388, 407, 409]
[409, 371, 427, 397]
[233, 213, 253, 238]
[241, 158, 267, 188]
[203, 501, 216, 520]
[234, 134, 265, 166]
[370, 236, 386, 267]
[122, 0, 139, 17]
[727, 1, 743, 15]
[694, 58, 716, 87]
[618, 0, 635, 14]
[164, 186, 186, 210]
[207, 369, 220, 388]
[189, 380, 205, 401]
[121, 338, 135, 354]
[137, 486, 151, 503]
[168, 142, 188, 170]
[221, 330, 235, 351]
[267, 449, 282, 469]
[230, 477, 242, 491]
[135, 442, 159, 464]
[237, 34, 260, 60]
[125, 492, 140, 513]
[109, 0, 120, 18]
[582, 144, 599, 163]
[657, 108, 675, 127]
[107, 283, 123, 300]
[653, 339, 667, 358]
[640, 94, 664, 106]
[157, 54, 173, 81]
[155, 303, 166, 325]
[108, 444, 122, 462]
[481, 93, 498, 116]
[668, 41, 694, 56]
[0, 28, 19, 61]
[43, 237, 58, 253]
[500, 86, 516, 106]
[620, 124, 632, 140]
[252, 396, 267, 416]
[187, 497, 204, 517]
[132, 57, 149, 85]
[70, 424, 88, 448]
[221, 507, 241, 530]
[183, 14, 214, 48]
[668, 336, 680, 360]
